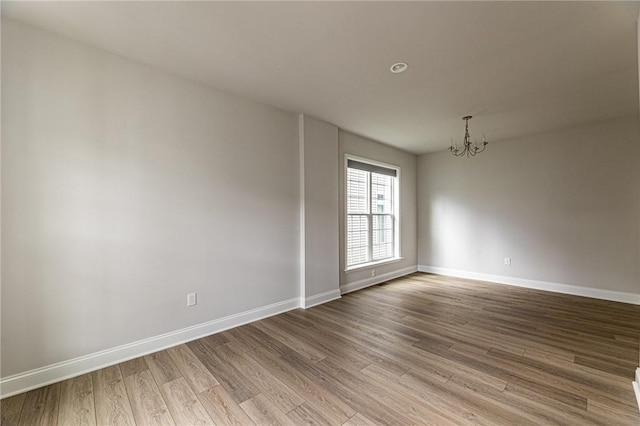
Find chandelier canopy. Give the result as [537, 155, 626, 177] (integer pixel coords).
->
[449, 116, 488, 158]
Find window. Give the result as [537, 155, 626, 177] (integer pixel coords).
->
[346, 157, 399, 269]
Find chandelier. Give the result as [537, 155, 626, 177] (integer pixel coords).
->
[449, 116, 488, 157]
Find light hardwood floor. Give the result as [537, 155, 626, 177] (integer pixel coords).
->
[2, 273, 639, 425]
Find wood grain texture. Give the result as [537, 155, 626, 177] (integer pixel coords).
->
[241, 343, 356, 424]
[253, 318, 328, 362]
[144, 351, 181, 386]
[159, 378, 213, 426]
[196, 385, 254, 426]
[0, 393, 25, 426]
[3, 273, 639, 425]
[342, 412, 377, 426]
[238, 393, 294, 426]
[286, 402, 340, 426]
[57, 374, 96, 426]
[18, 383, 60, 426]
[187, 338, 260, 404]
[167, 344, 219, 394]
[123, 370, 174, 425]
[118, 358, 148, 378]
[218, 343, 305, 413]
[92, 365, 135, 426]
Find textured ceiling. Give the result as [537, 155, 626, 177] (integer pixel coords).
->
[3, 1, 639, 154]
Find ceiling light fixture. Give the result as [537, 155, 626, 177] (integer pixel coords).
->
[449, 116, 488, 158]
[390, 62, 408, 73]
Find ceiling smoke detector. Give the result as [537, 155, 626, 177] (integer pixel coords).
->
[390, 62, 408, 73]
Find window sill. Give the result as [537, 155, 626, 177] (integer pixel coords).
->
[345, 257, 404, 273]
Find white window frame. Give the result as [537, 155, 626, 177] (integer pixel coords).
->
[344, 154, 401, 272]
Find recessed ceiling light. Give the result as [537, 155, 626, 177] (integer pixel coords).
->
[390, 62, 408, 73]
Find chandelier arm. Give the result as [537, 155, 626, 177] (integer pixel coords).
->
[448, 116, 488, 158]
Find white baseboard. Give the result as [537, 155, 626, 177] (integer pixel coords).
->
[418, 265, 640, 305]
[340, 265, 418, 295]
[0, 297, 299, 399]
[302, 288, 342, 309]
[634, 368, 640, 412]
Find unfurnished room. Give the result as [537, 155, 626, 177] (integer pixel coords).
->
[1, 1, 640, 425]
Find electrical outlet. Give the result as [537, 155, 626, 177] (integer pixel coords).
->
[371, 270, 376, 277]
[504, 257, 511, 266]
[187, 292, 197, 307]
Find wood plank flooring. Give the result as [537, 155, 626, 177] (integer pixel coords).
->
[2, 273, 639, 425]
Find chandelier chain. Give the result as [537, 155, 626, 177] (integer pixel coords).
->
[449, 116, 488, 158]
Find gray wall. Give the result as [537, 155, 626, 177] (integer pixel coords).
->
[417, 117, 640, 294]
[1, 20, 300, 377]
[339, 131, 417, 288]
[299, 115, 340, 304]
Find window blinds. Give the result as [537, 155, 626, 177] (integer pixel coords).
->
[347, 159, 397, 177]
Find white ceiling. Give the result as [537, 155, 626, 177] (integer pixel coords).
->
[2, 1, 639, 154]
